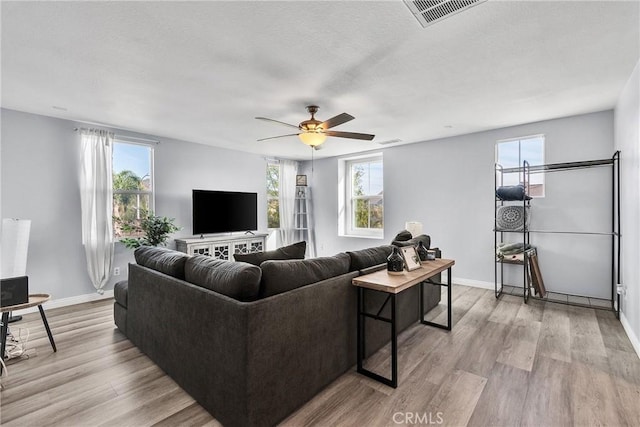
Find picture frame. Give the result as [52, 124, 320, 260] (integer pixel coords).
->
[296, 174, 307, 186]
[400, 246, 422, 271]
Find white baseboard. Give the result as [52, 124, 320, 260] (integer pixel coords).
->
[620, 312, 640, 360]
[440, 271, 494, 290]
[11, 290, 114, 315]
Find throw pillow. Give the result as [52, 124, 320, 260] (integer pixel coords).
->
[391, 234, 431, 249]
[185, 255, 262, 301]
[347, 245, 395, 272]
[259, 253, 350, 298]
[496, 206, 530, 231]
[134, 246, 190, 280]
[392, 230, 413, 242]
[233, 241, 306, 266]
[496, 185, 532, 201]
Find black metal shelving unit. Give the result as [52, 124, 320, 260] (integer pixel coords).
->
[495, 160, 532, 302]
[494, 152, 621, 318]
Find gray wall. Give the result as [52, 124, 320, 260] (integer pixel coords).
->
[614, 60, 640, 347]
[1, 108, 268, 299]
[305, 110, 615, 299]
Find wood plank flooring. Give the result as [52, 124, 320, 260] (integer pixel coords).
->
[1, 285, 639, 426]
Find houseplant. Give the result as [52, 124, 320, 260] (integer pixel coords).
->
[117, 211, 180, 249]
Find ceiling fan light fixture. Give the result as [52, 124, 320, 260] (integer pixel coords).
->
[299, 131, 327, 147]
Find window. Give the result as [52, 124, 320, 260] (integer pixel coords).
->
[266, 163, 280, 229]
[496, 135, 545, 197]
[343, 155, 384, 237]
[112, 141, 154, 238]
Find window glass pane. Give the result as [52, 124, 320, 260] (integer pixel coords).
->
[496, 140, 520, 169]
[521, 136, 544, 166]
[266, 164, 280, 228]
[348, 159, 384, 234]
[113, 142, 153, 238]
[113, 143, 152, 191]
[267, 199, 280, 229]
[351, 160, 383, 197]
[267, 164, 279, 198]
[496, 136, 545, 197]
[113, 193, 151, 238]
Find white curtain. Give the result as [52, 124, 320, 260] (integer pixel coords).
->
[79, 129, 114, 294]
[279, 160, 298, 246]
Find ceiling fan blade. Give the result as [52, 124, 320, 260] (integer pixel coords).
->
[255, 117, 300, 130]
[257, 133, 300, 142]
[325, 130, 375, 141]
[320, 113, 354, 130]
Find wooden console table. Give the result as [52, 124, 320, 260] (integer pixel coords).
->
[352, 258, 454, 387]
[0, 294, 57, 373]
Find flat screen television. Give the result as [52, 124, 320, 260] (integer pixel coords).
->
[192, 190, 258, 235]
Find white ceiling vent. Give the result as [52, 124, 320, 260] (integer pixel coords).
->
[404, 0, 488, 28]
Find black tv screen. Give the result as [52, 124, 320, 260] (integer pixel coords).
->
[192, 190, 258, 235]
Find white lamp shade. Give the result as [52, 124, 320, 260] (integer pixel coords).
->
[1, 218, 31, 279]
[405, 221, 423, 238]
[298, 132, 327, 147]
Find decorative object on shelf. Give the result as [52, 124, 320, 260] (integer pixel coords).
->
[400, 246, 422, 271]
[296, 186, 306, 198]
[496, 185, 532, 201]
[495, 242, 533, 259]
[387, 246, 405, 275]
[529, 253, 546, 298]
[296, 174, 307, 186]
[426, 250, 437, 260]
[404, 221, 423, 238]
[496, 205, 529, 231]
[416, 240, 429, 261]
[117, 211, 180, 249]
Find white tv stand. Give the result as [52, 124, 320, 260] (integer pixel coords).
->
[175, 233, 268, 261]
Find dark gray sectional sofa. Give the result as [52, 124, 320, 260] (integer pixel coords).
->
[113, 243, 441, 427]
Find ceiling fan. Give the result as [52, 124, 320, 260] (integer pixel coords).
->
[255, 105, 375, 147]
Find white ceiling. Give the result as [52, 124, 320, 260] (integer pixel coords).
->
[2, 1, 638, 160]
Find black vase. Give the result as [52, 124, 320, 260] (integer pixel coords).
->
[387, 246, 405, 275]
[416, 241, 429, 261]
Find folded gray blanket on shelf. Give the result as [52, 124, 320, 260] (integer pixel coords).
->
[496, 242, 533, 258]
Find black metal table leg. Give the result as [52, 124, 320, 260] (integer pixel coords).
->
[357, 287, 363, 373]
[390, 293, 397, 388]
[38, 305, 57, 352]
[356, 289, 398, 388]
[1, 312, 9, 374]
[447, 267, 452, 330]
[421, 267, 452, 331]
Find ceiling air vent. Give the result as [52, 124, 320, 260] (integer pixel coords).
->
[404, 0, 488, 28]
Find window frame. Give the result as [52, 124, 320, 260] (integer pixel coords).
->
[112, 140, 155, 238]
[496, 134, 545, 198]
[342, 154, 384, 238]
[266, 162, 281, 230]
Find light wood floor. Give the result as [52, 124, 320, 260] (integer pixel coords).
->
[1, 285, 639, 426]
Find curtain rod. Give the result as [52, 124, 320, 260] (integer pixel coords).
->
[73, 128, 160, 144]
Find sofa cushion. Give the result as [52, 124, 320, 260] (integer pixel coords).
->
[185, 255, 262, 301]
[392, 234, 431, 249]
[260, 253, 350, 298]
[233, 241, 306, 266]
[134, 246, 190, 280]
[347, 245, 395, 272]
[114, 280, 128, 307]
